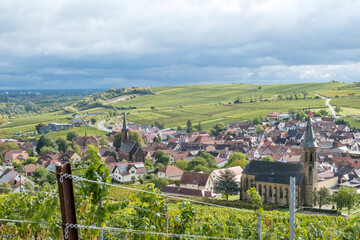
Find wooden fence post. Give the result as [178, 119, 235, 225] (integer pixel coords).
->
[56, 163, 79, 240]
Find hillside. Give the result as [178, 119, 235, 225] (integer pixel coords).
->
[1, 81, 360, 137]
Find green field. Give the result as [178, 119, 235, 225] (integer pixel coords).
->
[1, 82, 360, 136]
[332, 96, 360, 110]
[45, 126, 107, 139]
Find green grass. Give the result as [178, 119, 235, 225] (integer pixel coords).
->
[45, 126, 107, 139]
[332, 96, 360, 110]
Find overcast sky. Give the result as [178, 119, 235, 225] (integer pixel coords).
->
[1, 0, 360, 89]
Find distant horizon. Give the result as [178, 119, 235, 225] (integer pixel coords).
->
[0, 80, 355, 91]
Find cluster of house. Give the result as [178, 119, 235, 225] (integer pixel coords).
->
[1, 110, 360, 207]
[36, 112, 105, 134]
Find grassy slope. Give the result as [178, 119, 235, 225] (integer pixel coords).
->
[113, 82, 343, 129]
[45, 126, 107, 139]
[1, 82, 359, 135]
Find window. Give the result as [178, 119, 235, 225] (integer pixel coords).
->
[280, 186, 283, 199]
[245, 178, 249, 190]
[269, 186, 272, 198]
[250, 179, 254, 188]
[259, 184, 262, 196]
[131, 170, 135, 174]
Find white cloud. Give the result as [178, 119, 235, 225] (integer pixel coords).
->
[0, 0, 360, 88]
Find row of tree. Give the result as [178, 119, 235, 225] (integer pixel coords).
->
[313, 186, 359, 215]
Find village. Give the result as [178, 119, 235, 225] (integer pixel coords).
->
[1, 110, 360, 210]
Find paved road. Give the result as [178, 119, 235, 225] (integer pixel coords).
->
[315, 94, 338, 118]
[97, 120, 112, 132]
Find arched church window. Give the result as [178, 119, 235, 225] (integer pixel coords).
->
[269, 185, 272, 198]
[280, 186, 283, 199]
[259, 184, 262, 196]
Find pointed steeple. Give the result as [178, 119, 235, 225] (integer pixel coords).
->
[302, 114, 317, 148]
[122, 112, 127, 131]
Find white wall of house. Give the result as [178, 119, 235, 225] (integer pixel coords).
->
[113, 166, 145, 183]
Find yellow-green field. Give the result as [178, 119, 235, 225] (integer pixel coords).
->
[1, 82, 359, 136]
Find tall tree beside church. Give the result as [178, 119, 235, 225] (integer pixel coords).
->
[128, 131, 143, 144]
[113, 132, 122, 151]
[214, 169, 240, 201]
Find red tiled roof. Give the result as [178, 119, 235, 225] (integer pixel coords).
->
[180, 172, 209, 186]
[158, 165, 184, 177]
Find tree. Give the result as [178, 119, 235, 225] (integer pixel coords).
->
[91, 118, 97, 125]
[199, 152, 217, 169]
[214, 169, 240, 200]
[26, 147, 34, 157]
[0, 142, 19, 153]
[145, 158, 154, 171]
[129, 131, 143, 144]
[314, 187, 332, 209]
[39, 146, 55, 155]
[187, 157, 208, 172]
[262, 155, 274, 162]
[131, 176, 136, 183]
[255, 124, 264, 134]
[252, 118, 262, 125]
[25, 102, 37, 112]
[154, 121, 164, 129]
[63, 106, 78, 113]
[175, 159, 188, 170]
[149, 177, 168, 189]
[210, 123, 224, 136]
[195, 121, 202, 131]
[113, 132, 122, 150]
[225, 152, 248, 169]
[99, 136, 109, 146]
[0, 183, 11, 194]
[186, 120, 193, 133]
[333, 186, 359, 215]
[36, 135, 56, 154]
[335, 106, 342, 115]
[56, 137, 69, 153]
[33, 167, 48, 181]
[246, 187, 263, 212]
[24, 157, 37, 165]
[67, 131, 79, 142]
[289, 108, 298, 119]
[155, 151, 170, 166]
[319, 109, 329, 117]
[296, 111, 307, 121]
[12, 159, 23, 170]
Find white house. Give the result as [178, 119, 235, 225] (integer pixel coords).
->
[111, 162, 147, 183]
[157, 165, 184, 180]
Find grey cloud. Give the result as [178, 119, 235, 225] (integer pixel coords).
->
[0, 0, 360, 89]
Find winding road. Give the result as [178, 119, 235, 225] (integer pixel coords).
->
[97, 120, 112, 132]
[314, 94, 338, 118]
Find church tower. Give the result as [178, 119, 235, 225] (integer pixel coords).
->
[302, 114, 318, 206]
[121, 112, 128, 144]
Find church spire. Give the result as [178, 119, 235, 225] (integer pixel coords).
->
[302, 114, 317, 148]
[121, 112, 128, 143]
[122, 112, 127, 131]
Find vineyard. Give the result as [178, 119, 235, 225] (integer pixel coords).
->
[1, 146, 360, 239]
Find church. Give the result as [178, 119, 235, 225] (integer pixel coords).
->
[240, 115, 317, 206]
[118, 113, 146, 162]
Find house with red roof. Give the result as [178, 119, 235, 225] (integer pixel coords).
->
[157, 165, 184, 180]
